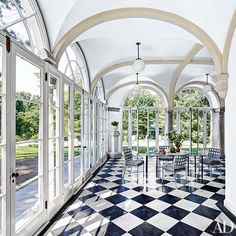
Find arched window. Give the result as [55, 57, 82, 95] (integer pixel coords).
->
[59, 44, 84, 87]
[124, 88, 164, 107]
[0, 0, 48, 52]
[174, 89, 210, 107]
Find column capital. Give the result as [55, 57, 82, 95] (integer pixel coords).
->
[212, 73, 229, 99]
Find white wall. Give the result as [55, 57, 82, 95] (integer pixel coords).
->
[225, 29, 236, 216]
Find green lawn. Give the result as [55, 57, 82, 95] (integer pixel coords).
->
[0, 146, 81, 160]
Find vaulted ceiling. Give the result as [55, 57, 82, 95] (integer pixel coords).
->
[38, 0, 236, 106]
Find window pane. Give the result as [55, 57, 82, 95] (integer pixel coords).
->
[17, 0, 34, 16]
[0, 1, 21, 28]
[4, 21, 31, 49]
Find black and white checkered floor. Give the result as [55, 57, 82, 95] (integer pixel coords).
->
[43, 157, 236, 236]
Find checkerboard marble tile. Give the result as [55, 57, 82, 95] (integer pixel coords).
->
[43, 157, 236, 236]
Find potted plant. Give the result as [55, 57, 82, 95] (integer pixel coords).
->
[111, 120, 119, 130]
[167, 131, 184, 152]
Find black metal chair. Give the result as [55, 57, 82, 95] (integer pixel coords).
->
[162, 153, 189, 188]
[202, 148, 223, 177]
[123, 148, 144, 182]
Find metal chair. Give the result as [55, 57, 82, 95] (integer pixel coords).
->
[202, 148, 223, 177]
[123, 148, 144, 182]
[162, 154, 189, 188]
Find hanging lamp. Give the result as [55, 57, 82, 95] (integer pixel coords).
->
[133, 42, 145, 73]
[135, 73, 142, 91]
[203, 73, 211, 93]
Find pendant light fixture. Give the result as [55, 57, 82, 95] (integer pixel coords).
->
[133, 42, 145, 73]
[203, 73, 211, 93]
[135, 73, 142, 91]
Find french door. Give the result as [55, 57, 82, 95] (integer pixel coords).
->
[10, 42, 47, 235]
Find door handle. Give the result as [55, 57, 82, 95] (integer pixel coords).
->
[83, 146, 87, 149]
[12, 172, 19, 178]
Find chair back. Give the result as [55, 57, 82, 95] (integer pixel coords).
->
[123, 148, 133, 161]
[208, 148, 222, 160]
[174, 154, 188, 168]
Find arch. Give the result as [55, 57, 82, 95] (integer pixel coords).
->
[175, 81, 221, 108]
[223, 10, 236, 73]
[91, 58, 214, 91]
[106, 81, 168, 107]
[52, 7, 222, 74]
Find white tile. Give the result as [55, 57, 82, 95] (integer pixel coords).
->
[79, 190, 93, 197]
[207, 182, 224, 188]
[146, 199, 171, 212]
[122, 233, 132, 236]
[165, 181, 182, 189]
[77, 213, 109, 232]
[51, 215, 76, 230]
[217, 189, 225, 195]
[202, 199, 219, 210]
[181, 212, 213, 231]
[100, 182, 119, 189]
[86, 199, 113, 211]
[117, 199, 142, 212]
[194, 189, 215, 198]
[187, 181, 204, 189]
[113, 213, 144, 231]
[65, 201, 84, 212]
[122, 182, 140, 189]
[105, 176, 120, 182]
[169, 189, 190, 198]
[201, 232, 213, 236]
[85, 182, 96, 189]
[120, 189, 140, 198]
[95, 189, 116, 199]
[147, 213, 178, 231]
[146, 182, 162, 189]
[174, 199, 199, 212]
[143, 190, 165, 198]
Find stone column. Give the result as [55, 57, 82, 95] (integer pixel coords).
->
[110, 130, 122, 159]
[219, 107, 225, 157]
[212, 73, 229, 99]
[167, 110, 174, 133]
[212, 109, 220, 148]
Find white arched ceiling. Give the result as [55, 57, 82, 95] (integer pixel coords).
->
[38, 0, 236, 53]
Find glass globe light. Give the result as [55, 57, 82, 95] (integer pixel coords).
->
[133, 58, 145, 73]
[203, 84, 211, 93]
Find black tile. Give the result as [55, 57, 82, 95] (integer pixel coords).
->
[130, 206, 158, 221]
[185, 193, 207, 204]
[178, 185, 198, 193]
[92, 179, 110, 184]
[167, 222, 202, 236]
[78, 193, 99, 202]
[210, 193, 225, 201]
[201, 185, 220, 193]
[212, 178, 225, 184]
[99, 206, 127, 220]
[132, 194, 155, 205]
[110, 186, 129, 193]
[92, 222, 126, 236]
[129, 222, 163, 236]
[162, 205, 189, 220]
[97, 174, 112, 178]
[86, 185, 106, 193]
[158, 194, 181, 205]
[113, 179, 126, 185]
[156, 185, 174, 193]
[193, 178, 210, 184]
[155, 179, 170, 185]
[133, 186, 150, 193]
[193, 205, 221, 220]
[51, 221, 84, 236]
[67, 205, 95, 220]
[106, 194, 128, 204]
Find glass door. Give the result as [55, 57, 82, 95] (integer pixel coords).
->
[73, 85, 82, 189]
[11, 43, 46, 235]
[47, 68, 62, 217]
[82, 92, 90, 174]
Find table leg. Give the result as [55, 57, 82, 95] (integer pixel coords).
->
[146, 155, 148, 178]
[201, 155, 203, 178]
[187, 155, 190, 176]
[194, 155, 197, 177]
